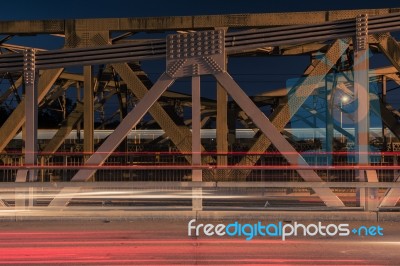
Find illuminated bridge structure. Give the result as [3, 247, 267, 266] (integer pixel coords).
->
[1, 8, 400, 216]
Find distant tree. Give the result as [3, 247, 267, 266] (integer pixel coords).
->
[38, 98, 74, 128]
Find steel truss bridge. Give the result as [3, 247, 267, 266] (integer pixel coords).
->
[1, 8, 400, 216]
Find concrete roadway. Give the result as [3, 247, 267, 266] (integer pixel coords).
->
[0, 219, 399, 265]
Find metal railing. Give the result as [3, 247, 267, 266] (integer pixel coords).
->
[0, 151, 398, 211]
[0, 151, 399, 183]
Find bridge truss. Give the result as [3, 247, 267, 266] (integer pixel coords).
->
[1, 8, 400, 214]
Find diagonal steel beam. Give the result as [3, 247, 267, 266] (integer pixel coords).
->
[42, 89, 119, 154]
[378, 35, 400, 207]
[380, 175, 400, 207]
[0, 75, 22, 105]
[71, 72, 175, 181]
[42, 67, 118, 154]
[378, 35, 400, 73]
[301, 103, 355, 141]
[48, 73, 175, 207]
[230, 39, 350, 179]
[42, 102, 83, 153]
[112, 64, 193, 153]
[112, 63, 215, 180]
[0, 68, 64, 153]
[214, 71, 344, 207]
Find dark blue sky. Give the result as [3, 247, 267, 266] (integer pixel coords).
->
[1, 1, 400, 20]
[2, 1, 399, 130]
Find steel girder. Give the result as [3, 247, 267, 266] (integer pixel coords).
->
[216, 81, 229, 181]
[230, 39, 350, 179]
[18, 49, 39, 183]
[111, 63, 215, 180]
[70, 73, 175, 181]
[378, 35, 400, 73]
[0, 8, 398, 34]
[0, 68, 63, 153]
[83, 66, 94, 157]
[42, 86, 118, 154]
[214, 72, 344, 207]
[353, 15, 378, 210]
[42, 102, 84, 153]
[192, 76, 202, 210]
[48, 73, 176, 206]
[377, 35, 400, 207]
[0, 75, 22, 105]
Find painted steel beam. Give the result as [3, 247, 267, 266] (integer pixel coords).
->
[72, 73, 175, 181]
[192, 76, 202, 210]
[83, 66, 94, 156]
[42, 91, 118, 154]
[353, 15, 378, 210]
[301, 103, 354, 141]
[48, 73, 175, 207]
[23, 49, 38, 182]
[0, 76, 22, 105]
[112, 63, 215, 179]
[42, 103, 83, 153]
[214, 71, 344, 207]
[0, 8, 398, 34]
[192, 76, 202, 182]
[379, 36, 400, 206]
[378, 35, 400, 72]
[15, 50, 39, 183]
[230, 39, 350, 179]
[4, 14, 400, 72]
[0, 181, 400, 189]
[380, 175, 400, 207]
[216, 80, 229, 180]
[0, 68, 63, 153]
[4, 181, 400, 189]
[112, 63, 193, 150]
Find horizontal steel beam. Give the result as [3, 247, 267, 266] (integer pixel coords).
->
[1, 13, 400, 72]
[0, 8, 399, 34]
[5, 164, 400, 171]
[0, 181, 398, 189]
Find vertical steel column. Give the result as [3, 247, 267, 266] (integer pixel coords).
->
[84, 65, 94, 179]
[76, 82, 82, 141]
[216, 81, 228, 180]
[15, 49, 39, 208]
[192, 73, 202, 210]
[325, 73, 336, 165]
[216, 26, 228, 180]
[24, 49, 38, 182]
[354, 14, 378, 210]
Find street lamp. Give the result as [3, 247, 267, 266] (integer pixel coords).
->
[340, 95, 349, 143]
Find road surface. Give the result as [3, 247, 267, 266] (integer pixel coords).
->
[0, 219, 399, 265]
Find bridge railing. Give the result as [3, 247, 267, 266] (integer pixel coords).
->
[0, 151, 398, 183]
[0, 151, 399, 211]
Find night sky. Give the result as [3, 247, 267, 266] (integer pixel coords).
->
[1, 1, 400, 20]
